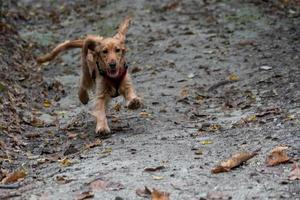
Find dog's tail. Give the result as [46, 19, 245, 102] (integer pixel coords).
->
[36, 39, 84, 64]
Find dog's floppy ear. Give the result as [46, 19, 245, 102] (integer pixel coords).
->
[83, 37, 97, 52]
[114, 16, 132, 42]
[82, 36, 101, 60]
[82, 37, 100, 71]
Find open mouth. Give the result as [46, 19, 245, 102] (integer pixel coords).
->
[107, 68, 119, 78]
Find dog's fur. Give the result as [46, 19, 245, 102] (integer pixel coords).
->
[37, 17, 141, 135]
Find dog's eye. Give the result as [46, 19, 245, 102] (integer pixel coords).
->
[115, 48, 121, 53]
[102, 50, 108, 54]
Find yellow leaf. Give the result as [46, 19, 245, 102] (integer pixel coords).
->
[58, 158, 72, 167]
[201, 140, 213, 145]
[100, 147, 112, 155]
[43, 99, 51, 108]
[228, 73, 239, 81]
[246, 115, 257, 122]
[152, 176, 164, 180]
[208, 124, 222, 132]
[287, 114, 295, 120]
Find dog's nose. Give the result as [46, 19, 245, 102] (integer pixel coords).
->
[109, 62, 116, 69]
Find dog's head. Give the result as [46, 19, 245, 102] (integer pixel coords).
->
[83, 17, 131, 78]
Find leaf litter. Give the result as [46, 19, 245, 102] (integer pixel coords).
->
[266, 146, 290, 166]
[136, 186, 170, 200]
[211, 151, 258, 173]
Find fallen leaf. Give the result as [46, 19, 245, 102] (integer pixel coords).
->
[1, 169, 27, 184]
[208, 124, 222, 132]
[195, 149, 203, 155]
[136, 186, 152, 198]
[101, 147, 112, 154]
[144, 166, 165, 172]
[55, 175, 73, 184]
[180, 86, 189, 98]
[136, 187, 169, 200]
[211, 151, 257, 173]
[139, 111, 151, 118]
[228, 73, 239, 81]
[152, 176, 164, 180]
[152, 189, 170, 200]
[67, 132, 77, 139]
[43, 99, 51, 108]
[201, 140, 213, 145]
[289, 163, 300, 180]
[77, 191, 94, 200]
[266, 146, 290, 166]
[245, 115, 257, 122]
[89, 178, 124, 191]
[286, 114, 295, 121]
[58, 157, 73, 167]
[85, 139, 102, 149]
[90, 179, 107, 190]
[30, 117, 45, 127]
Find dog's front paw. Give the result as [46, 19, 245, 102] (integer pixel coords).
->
[127, 97, 142, 110]
[95, 125, 111, 138]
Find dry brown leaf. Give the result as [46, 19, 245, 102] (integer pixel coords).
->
[136, 187, 170, 200]
[77, 191, 94, 200]
[90, 179, 108, 190]
[85, 139, 102, 149]
[67, 132, 77, 139]
[266, 146, 290, 166]
[152, 189, 170, 200]
[89, 178, 124, 191]
[1, 169, 27, 184]
[211, 152, 257, 174]
[180, 86, 189, 98]
[289, 163, 300, 180]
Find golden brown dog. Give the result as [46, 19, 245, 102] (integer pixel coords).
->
[37, 17, 142, 136]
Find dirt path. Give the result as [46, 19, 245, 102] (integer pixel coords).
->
[1, 0, 300, 199]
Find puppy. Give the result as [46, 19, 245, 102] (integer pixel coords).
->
[37, 17, 142, 136]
